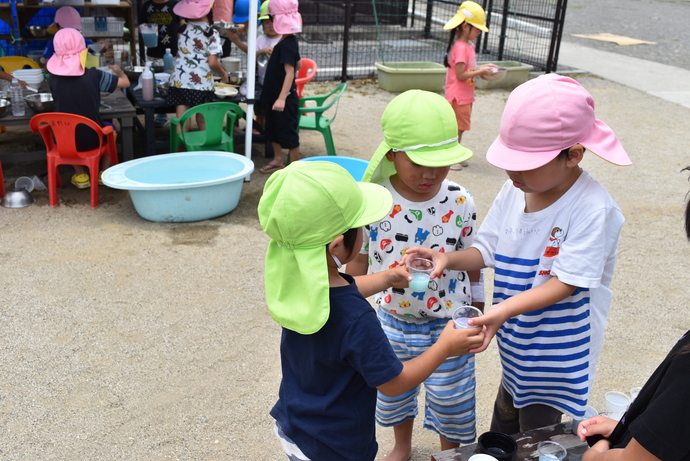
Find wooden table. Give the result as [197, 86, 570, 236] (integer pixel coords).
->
[0, 88, 136, 162]
[431, 423, 588, 461]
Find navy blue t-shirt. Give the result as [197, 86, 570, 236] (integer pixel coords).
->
[270, 273, 403, 461]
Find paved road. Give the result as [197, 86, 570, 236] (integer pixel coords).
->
[562, 0, 690, 71]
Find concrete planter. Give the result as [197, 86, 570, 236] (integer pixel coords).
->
[475, 61, 534, 90]
[374, 61, 446, 92]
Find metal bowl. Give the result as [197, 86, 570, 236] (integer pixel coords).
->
[24, 93, 55, 113]
[26, 25, 48, 38]
[157, 81, 170, 97]
[0, 99, 9, 118]
[228, 71, 245, 85]
[1, 188, 35, 208]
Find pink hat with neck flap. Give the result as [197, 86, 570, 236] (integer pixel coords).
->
[487, 73, 632, 171]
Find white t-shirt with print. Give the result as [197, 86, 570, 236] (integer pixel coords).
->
[472, 169, 624, 418]
[362, 178, 478, 322]
[170, 21, 223, 91]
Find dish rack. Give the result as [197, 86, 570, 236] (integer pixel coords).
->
[81, 17, 126, 38]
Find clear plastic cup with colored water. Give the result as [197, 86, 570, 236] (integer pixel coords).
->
[537, 441, 567, 461]
[406, 258, 435, 292]
[452, 305, 483, 329]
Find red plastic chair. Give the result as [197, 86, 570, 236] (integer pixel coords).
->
[295, 58, 317, 99]
[30, 113, 118, 208]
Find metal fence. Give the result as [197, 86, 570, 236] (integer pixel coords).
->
[227, 0, 567, 81]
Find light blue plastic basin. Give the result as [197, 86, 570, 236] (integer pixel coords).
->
[300, 156, 369, 181]
[102, 151, 254, 222]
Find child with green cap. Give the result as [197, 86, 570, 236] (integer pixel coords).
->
[258, 161, 485, 461]
[346, 89, 483, 459]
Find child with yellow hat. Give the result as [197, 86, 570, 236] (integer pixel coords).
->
[259, 161, 485, 460]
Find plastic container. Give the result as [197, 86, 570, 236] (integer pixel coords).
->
[374, 61, 446, 92]
[10, 78, 25, 117]
[163, 48, 174, 72]
[81, 17, 126, 38]
[299, 156, 368, 181]
[475, 61, 534, 90]
[142, 63, 154, 101]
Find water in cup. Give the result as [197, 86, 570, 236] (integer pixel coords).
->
[406, 258, 435, 292]
[537, 441, 567, 461]
[140, 24, 159, 48]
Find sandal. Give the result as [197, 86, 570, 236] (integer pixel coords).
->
[260, 162, 285, 174]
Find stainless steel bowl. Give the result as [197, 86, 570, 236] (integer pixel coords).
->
[1, 188, 35, 208]
[24, 93, 55, 113]
[157, 81, 170, 97]
[27, 25, 48, 38]
[0, 99, 9, 118]
[228, 71, 245, 85]
[257, 52, 269, 68]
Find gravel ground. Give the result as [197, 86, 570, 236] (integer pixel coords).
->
[1, 77, 689, 460]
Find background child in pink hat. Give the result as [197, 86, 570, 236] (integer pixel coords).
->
[258, 0, 302, 174]
[405, 73, 632, 435]
[47, 28, 130, 189]
[42, 7, 98, 64]
[167, 0, 229, 133]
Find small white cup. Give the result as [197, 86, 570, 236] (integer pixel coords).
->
[605, 391, 630, 415]
[469, 455, 499, 461]
[629, 386, 642, 401]
[452, 305, 483, 329]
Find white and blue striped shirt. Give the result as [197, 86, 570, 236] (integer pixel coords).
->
[473, 170, 624, 417]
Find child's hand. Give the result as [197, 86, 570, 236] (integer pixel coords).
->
[401, 246, 447, 279]
[437, 320, 485, 357]
[465, 303, 510, 353]
[387, 265, 411, 289]
[221, 71, 229, 84]
[273, 98, 286, 112]
[578, 415, 617, 443]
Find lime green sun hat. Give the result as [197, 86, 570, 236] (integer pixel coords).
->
[362, 89, 473, 184]
[259, 0, 270, 20]
[258, 161, 393, 334]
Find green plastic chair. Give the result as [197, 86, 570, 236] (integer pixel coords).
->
[169, 102, 244, 153]
[297, 82, 347, 156]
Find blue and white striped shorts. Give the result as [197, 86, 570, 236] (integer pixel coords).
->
[376, 309, 477, 444]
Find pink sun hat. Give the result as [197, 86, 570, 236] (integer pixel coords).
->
[50, 6, 82, 30]
[47, 28, 88, 77]
[268, 0, 302, 35]
[486, 73, 631, 171]
[173, 0, 214, 20]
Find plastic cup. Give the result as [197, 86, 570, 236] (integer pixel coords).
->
[30, 175, 46, 191]
[452, 305, 483, 329]
[537, 441, 567, 461]
[571, 405, 598, 434]
[629, 386, 642, 401]
[605, 391, 630, 415]
[140, 23, 159, 48]
[406, 258, 435, 292]
[469, 455, 499, 461]
[15, 176, 34, 192]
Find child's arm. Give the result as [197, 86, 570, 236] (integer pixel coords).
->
[225, 30, 248, 53]
[455, 62, 495, 81]
[208, 54, 229, 83]
[404, 246, 486, 278]
[377, 321, 485, 397]
[353, 265, 410, 298]
[109, 65, 130, 88]
[468, 276, 576, 353]
[272, 63, 295, 112]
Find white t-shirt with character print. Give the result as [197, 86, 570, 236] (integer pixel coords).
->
[362, 178, 478, 322]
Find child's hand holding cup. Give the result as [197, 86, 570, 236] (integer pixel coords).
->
[452, 305, 483, 329]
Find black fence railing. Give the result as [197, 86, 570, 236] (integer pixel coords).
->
[226, 0, 568, 81]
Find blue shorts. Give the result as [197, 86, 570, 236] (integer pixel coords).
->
[376, 309, 477, 444]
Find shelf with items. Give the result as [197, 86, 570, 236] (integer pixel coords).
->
[0, 1, 136, 59]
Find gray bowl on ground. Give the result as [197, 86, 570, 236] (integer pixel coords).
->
[1, 188, 35, 208]
[24, 93, 55, 113]
[0, 99, 10, 118]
